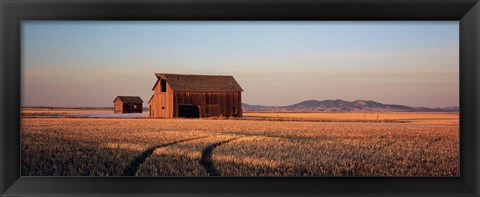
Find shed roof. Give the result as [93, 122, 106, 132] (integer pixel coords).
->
[114, 96, 144, 103]
[154, 73, 243, 92]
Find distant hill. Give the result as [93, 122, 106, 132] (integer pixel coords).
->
[242, 99, 459, 112]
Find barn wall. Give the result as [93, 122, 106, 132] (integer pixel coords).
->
[173, 91, 242, 118]
[199, 104, 221, 118]
[148, 97, 153, 117]
[237, 91, 242, 118]
[114, 100, 123, 114]
[122, 103, 143, 113]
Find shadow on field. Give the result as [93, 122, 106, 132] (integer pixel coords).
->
[122, 136, 208, 176]
[199, 137, 242, 176]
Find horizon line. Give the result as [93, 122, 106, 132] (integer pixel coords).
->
[21, 98, 459, 109]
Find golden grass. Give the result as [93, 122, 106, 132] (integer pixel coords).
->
[244, 112, 459, 125]
[21, 108, 149, 118]
[22, 108, 113, 114]
[136, 135, 237, 176]
[21, 116, 459, 176]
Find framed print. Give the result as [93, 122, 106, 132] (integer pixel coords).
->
[1, 0, 479, 196]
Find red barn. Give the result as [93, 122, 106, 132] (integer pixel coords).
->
[148, 73, 243, 118]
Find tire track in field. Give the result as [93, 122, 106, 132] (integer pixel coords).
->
[199, 137, 242, 176]
[122, 136, 208, 176]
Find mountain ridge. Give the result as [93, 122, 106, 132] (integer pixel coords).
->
[242, 99, 459, 112]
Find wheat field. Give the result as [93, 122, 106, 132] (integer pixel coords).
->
[21, 110, 459, 176]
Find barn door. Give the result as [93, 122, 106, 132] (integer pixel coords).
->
[178, 105, 200, 118]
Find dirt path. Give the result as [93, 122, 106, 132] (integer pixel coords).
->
[199, 137, 242, 176]
[122, 136, 208, 176]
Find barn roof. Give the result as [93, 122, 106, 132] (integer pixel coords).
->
[114, 96, 144, 103]
[154, 73, 243, 92]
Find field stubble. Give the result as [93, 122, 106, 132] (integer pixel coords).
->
[21, 113, 459, 176]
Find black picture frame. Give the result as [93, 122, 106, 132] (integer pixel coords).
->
[1, 0, 479, 196]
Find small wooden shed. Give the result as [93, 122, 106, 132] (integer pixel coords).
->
[113, 96, 144, 114]
[148, 73, 243, 118]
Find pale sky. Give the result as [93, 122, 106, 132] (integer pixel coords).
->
[21, 21, 459, 108]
